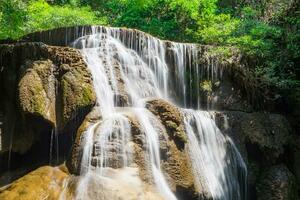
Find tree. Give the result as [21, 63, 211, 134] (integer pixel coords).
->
[0, 0, 27, 39]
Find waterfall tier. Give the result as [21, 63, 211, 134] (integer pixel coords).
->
[61, 26, 247, 200]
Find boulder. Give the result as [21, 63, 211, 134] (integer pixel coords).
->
[0, 166, 68, 200]
[146, 99, 205, 199]
[67, 102, 204, 199]
[213, 111, 293, 199]
[62, 168, 165, 200]
[0, 43, 96, 156]
[146, 99, 187, 149]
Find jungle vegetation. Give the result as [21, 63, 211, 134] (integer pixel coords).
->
[0, 0, 299, 108]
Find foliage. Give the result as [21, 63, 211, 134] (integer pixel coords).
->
[0, 0, 299, 101]
[0, 0, 27, 39]
[25, 0, 106, 34]
[0, 0, 106, 40]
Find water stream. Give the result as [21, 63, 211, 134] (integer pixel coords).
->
[68, 26, 247, 200]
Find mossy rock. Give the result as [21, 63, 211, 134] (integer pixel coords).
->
[146, 99, 187, 149]
[0, 43, 96, 156]
[60, 70, 96, 128]
[18, 60, 56, 125]
[214, 111, 291, 163]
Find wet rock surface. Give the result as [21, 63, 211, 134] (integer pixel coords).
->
[67, 101, 205, 199]
[0, 165, 68, 200]
[66, 107, 101, 175]
[146, 99, 187, 149]
[214, 111, 291, 162]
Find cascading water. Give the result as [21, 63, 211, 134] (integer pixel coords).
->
[68, 25, 247, 200]
[183, 110, 247, 200]
[70, 27, 176, 200]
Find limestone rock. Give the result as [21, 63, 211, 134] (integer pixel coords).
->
[146, 99, 187, 148]
[214, 111, 291, 162]
[67, 103, 203, 199]
[256, 165, 297, 200]
[63, 168, 165, 200]
[0, 166, 68, 200]
[46, 46, 96, 129]
[66, 107, 101, 175]
[146, 99, 202, 199]
[213, 111, 293, 199]
[19, 60, 56, 125]
[0, 43, 96, 156]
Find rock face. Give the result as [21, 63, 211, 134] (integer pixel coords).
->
[214, 111, 291, 161]
[256, 165, 297, 200]
[0, 166, 68, 200]
[19, 60, 56, 125]
[0, 43, 96, 169]
[63, 168, 166, 200]
[66, 107, 102, 175]
[146, 99, 187, 148]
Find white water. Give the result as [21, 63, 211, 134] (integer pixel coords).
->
[184, 110, 247, 200]
[71, 27, 176, 200]
[69, 26, 247, 200]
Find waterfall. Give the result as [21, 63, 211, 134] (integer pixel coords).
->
[69, 25, 247, 200]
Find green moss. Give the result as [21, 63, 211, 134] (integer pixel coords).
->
[30, 80, 46, 114]
[80, 85, 95, 106]
[60, 68, 96, 128]
[175, 130, 188, 144]
[19, 70, 47, 117]
[200, 80, 212, 92]
[165, 120, 178, 130]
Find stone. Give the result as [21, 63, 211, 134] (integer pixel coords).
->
[62, 168, 165, 200]
[146, 99, 187, 148]
[18, 60, 56, 125]
[213, 111, 293, 199]
[0, 166, 68, 200]
[213, 111, 291, 163]
[66, 106, 101, 175]
[146, 98, 206, 199]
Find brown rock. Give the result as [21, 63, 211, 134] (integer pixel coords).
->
[0, 166, 68, 200]
[0, 43, 96, 155]
[146, 99, 187, 149]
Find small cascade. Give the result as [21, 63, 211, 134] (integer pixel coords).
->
[183, 110, 247, 200]
[67, 25, 247, 200]
[49, 128, 60, 165]
[0, 112, 2, 152]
